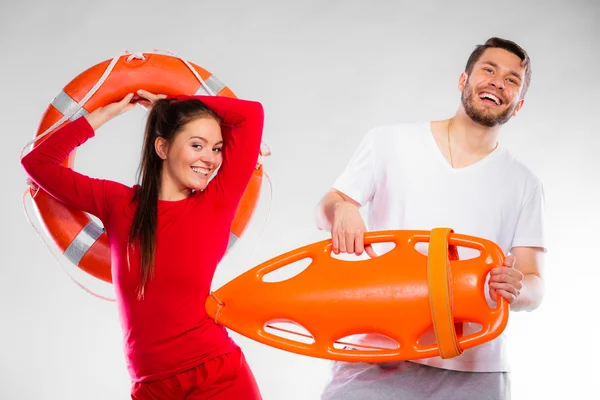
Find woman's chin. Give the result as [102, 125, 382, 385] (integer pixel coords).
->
[189, 179, 209, 192]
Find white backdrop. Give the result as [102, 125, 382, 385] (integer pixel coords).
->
[1, 0, 598, 399]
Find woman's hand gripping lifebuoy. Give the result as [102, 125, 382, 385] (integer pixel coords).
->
[84, 90, 166, 130]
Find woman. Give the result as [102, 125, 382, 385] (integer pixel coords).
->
[21, 90, 265, 399]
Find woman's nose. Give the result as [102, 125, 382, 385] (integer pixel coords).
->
[199, 149, 216, 164]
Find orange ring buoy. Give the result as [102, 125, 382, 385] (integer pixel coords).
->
[29, 53, 263, 284]
[206, 228, 508, 362]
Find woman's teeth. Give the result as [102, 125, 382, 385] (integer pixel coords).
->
[191, 166, 209, 176]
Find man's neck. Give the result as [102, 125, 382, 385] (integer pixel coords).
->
[450, 108, 501, 155]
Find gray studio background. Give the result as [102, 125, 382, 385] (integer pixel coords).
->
[1, 0, 598, 399]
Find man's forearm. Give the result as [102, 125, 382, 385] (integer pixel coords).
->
[511, 273, 545, 312]
[316, 191, 346, 231]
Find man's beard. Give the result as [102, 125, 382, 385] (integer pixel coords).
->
[461, 81, 517, 127]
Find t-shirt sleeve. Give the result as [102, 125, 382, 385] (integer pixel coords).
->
[511, 181, 547, 252]
[332, 130, 376, 207]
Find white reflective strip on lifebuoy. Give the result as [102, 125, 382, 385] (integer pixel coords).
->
[64, 220, 105, 265]
[51, 90, 88, 121]
[227, 231, 239, 251]
[194, 75, 226, 96]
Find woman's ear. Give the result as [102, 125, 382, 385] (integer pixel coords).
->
[154, 137, 168, 160]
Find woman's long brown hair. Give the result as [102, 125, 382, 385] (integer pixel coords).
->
[129, 98, 221, 299]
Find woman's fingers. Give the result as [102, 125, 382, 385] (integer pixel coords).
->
[137, 89, 167, 101]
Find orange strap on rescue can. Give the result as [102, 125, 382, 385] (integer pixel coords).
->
[428, 227, 463, 358]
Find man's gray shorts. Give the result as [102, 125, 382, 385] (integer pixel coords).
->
[321, 360, 510, 400]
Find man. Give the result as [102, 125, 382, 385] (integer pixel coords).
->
[315, 37, 546, 400]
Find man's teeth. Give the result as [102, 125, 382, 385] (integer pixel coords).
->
[480, 93, 501, 105]
[191, 167, 209, 176]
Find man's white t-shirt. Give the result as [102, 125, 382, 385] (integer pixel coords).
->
[324, 121, 546, 373]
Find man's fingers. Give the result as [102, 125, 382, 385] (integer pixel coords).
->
[354, 236, 365, 256]
[490, 266, 523, 279]
[488, 287, 517, 304]
[365, 244, 378, 259]
[503, 255, 516, 268]
[353, 230, 366, 256]
[489, 276, 522, 291]
[337, 231, 347, 254]
[345, 232, 355, 254]
[489, 287, 498, 302]
[331, 229, 340, 254]
[489, 282, 520, 297]
[496, 289, 517, 304]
